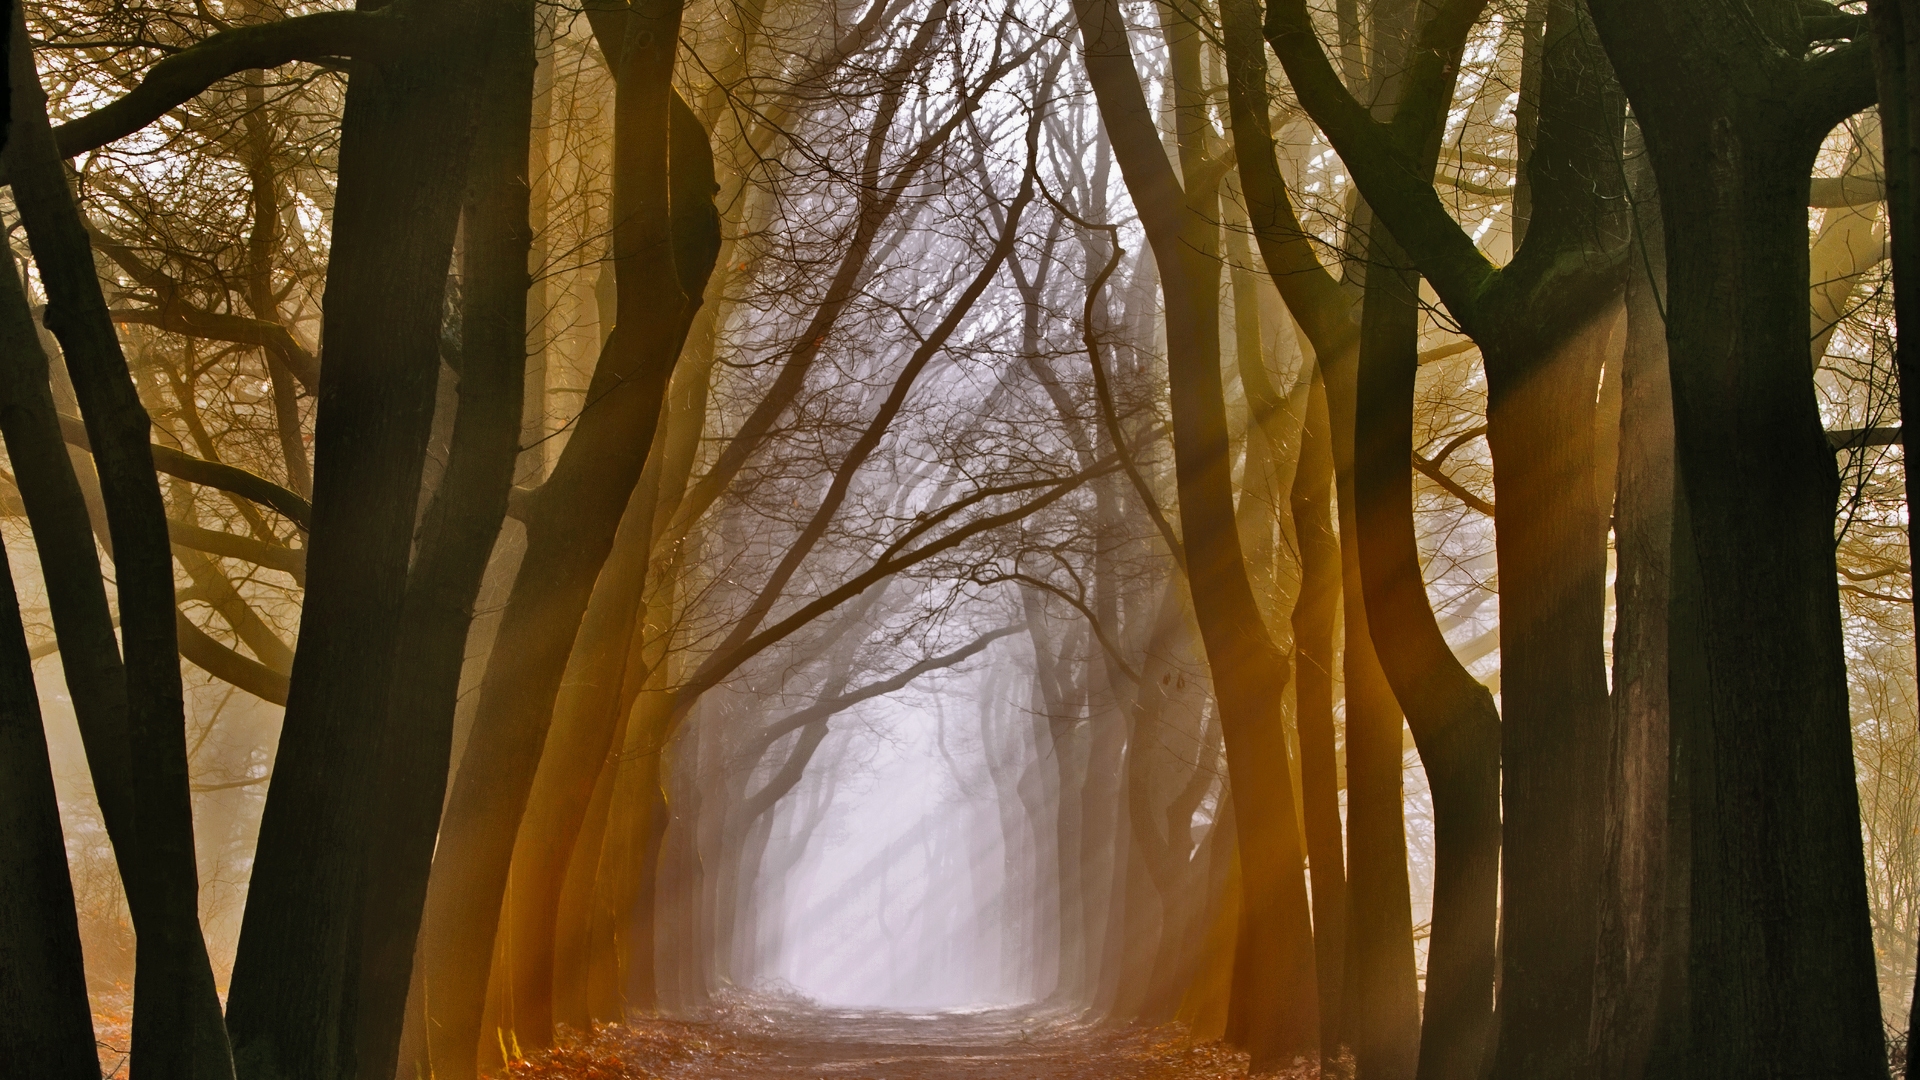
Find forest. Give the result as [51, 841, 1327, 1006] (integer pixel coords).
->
[0, 0, 1914, 1077]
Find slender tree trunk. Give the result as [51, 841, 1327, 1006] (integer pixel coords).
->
[1349, 225, 1503, 1080]
[606, 717, 669, 1015]
[504, 429, 666, 1051]
[1076, 674, 1128, 1008]
[0, 248, 135, 888]
[1869, 6, 1920, 1071]
[1288, 368, 1348, 1063]
[6, 10, 232, 1077]
[0, 535, 99, 1079]
[1070, 0, 1318, 1060]
[1332, 224, 1423, 1080]
[1589, 131, 1675, 1080]
[564, 312, 715, 1025]
[551, 731, 621, 1028]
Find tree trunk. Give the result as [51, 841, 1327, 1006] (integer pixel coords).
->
[1070, 0, 1318, 1060]
[6, 8, 232, 1076]
[1584, 6, 1886, 1070]
[1589, 130, 1675, 1080]
[349, 11, 534, 1075]
[1350, 225, 1503, 1080]
[603, 709, 670, 1015]
[1661, 131, 1885, 1080]
[1351, 220, 1482, 1076]
[0, 246, 136, 900]
[505, 429, 666, 1051]
[551, 731, 622, 1029]
[1288, 370, 1349, 1064]
[0, 536, 99, 1079]
[414, 8, 718, 1065]
[1869, 5, 1920, 1071]
[219, 0, 508, 1066]
[1480, 309, 1614, 1080]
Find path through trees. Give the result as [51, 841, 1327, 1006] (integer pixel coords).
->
[5, 1, 1920, 1079]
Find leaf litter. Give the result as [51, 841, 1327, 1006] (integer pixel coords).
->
[490, 988, 1320, 1080]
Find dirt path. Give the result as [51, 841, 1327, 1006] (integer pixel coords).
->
[499, 995, 1260, 1080]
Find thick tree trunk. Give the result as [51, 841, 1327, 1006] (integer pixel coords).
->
[0, 538, 99, 1079]
[349, 12, 534, 1076]
[1584, 7, 1885, 1070]
[1480, 311, 1614, 1080]
[6, 10, 232, 1077]
[220, 0, 507, 1067]
[1661, 134, 1884, 1080]
[1643, 468, 1699, 1080]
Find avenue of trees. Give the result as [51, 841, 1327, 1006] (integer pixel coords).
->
[2, 0, 1920, 1078]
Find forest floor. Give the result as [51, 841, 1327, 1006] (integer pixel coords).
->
[86, 986, 1277, 1079]
[494, 992, 1273, 1080]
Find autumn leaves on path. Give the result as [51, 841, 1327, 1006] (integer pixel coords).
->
[492, 993, 1269, 1080]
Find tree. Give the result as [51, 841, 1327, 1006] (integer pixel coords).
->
[1068, 0, 1321, 1064]
[1580, 1, 1885, 1074]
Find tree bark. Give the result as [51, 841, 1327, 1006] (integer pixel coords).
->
[0, 248, 136, 896]
[1287, 373, 1348, 1058]
[221, 0, 504, 1068]
[1350, 222, 1502, 1080]
[1583, 4, 1886, 1074]
[1588, 128, 1675, 1080]
[1869, 5, 1920, 1072]
[350, 8, 534, 1075]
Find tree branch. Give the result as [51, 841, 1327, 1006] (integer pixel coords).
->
[175, 608, 288, 704]
[1828, 424, 1902, 450]
[1262, 0, 1500, 326]
[669, 454, 1126, 728]
[1412, 449, 1495, 516]
[47, 11, 391, 162]
[168, 517, 305, 579]
[58, 412, 312, 530]
[977, 569, 1141, 683]
[739, 623, 1026, 765]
